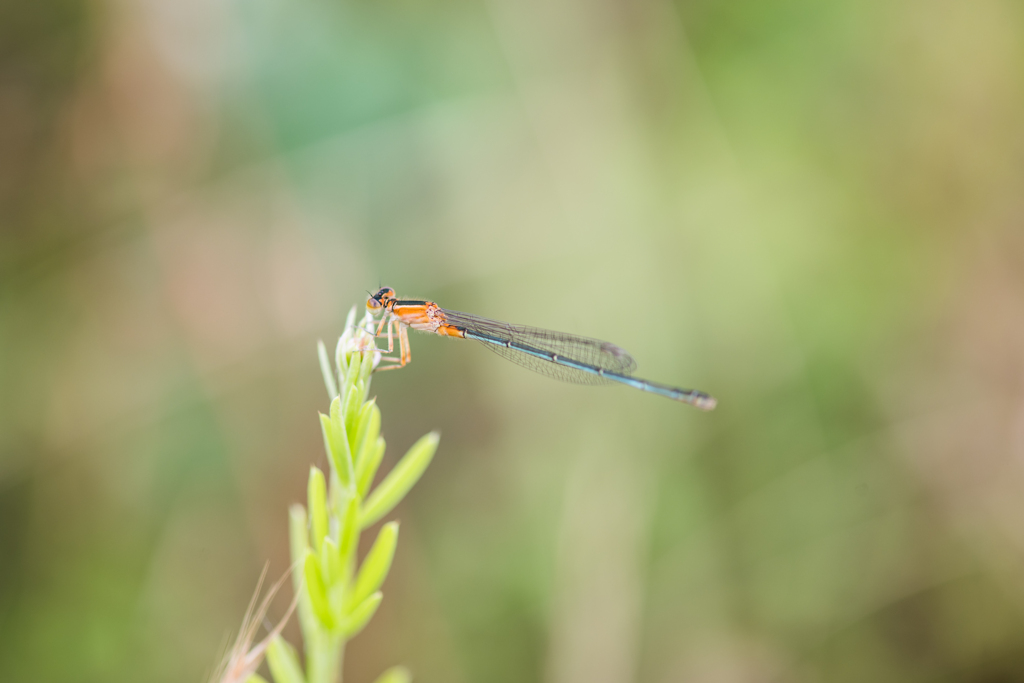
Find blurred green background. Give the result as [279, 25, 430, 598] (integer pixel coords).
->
[3, 0, 1024, 681]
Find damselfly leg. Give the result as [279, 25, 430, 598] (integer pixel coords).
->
[375, 318, 412, 372]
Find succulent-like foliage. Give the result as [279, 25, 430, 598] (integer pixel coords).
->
[219, 307, 438, 683]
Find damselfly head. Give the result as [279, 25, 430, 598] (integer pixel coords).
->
[367, 287, 396, 312]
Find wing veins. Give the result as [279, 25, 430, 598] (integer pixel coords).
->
[439, 308, 638, 383]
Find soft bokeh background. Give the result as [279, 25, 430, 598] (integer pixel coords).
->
[3, 0, 1024, 681]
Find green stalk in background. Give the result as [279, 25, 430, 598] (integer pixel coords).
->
[217, 306, 439, 683]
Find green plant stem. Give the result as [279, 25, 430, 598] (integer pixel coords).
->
[264, 307, 437, 683]
[307, 634, 342, 683]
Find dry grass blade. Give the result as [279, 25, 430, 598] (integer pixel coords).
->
[211, 563, 299, 683]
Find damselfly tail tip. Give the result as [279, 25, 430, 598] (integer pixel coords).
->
[690, 393, 717, 411]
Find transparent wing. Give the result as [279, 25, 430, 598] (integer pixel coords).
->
[439, 308, 637, 385]
[472, 342, 614, 385]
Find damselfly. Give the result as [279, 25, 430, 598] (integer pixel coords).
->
[365, 287, 716, 410]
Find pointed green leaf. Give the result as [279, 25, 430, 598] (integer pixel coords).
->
[343, 304, 358, 333]
[328, 468, 345, 520]
[372, 667, 412, 683]
[353, 400, 380, 468]
[359, 344, 377, 381]
[337, 494, 359, 573]
[308, 467, 328, 555]
[352, 522, 398, 608]
[318, 339, 338, 400]
[330, 394, 343, 430]
[360, 343, 377, 376]
[335, 318, 351, 379]
[356, 401, 380, 464]
[343, 382, 362, 441]
[355, 398, 376, 434]
[356, 436, 386, 499]
[342, 591, 382, 638]
[303, 551, 334, 630]
[319, 413, 347, 486]
[288, 505, 309, 570]
[320, 411, 333, 455]
[360, 347, 376, 397]
[342, 347, 361, 400]
[324, 399, 354, 488]
[321, 537, 342, 587]
[360, 432, 439, 528]
[288, 505, 317, 641]
[266, 636, 304, 683]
